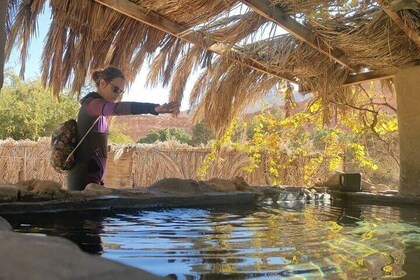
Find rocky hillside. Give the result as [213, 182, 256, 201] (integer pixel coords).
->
[113, 112, 194, 142]
[113, 102, 308, 142]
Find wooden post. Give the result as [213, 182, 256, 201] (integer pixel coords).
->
[0, 0, 8, 89]
[395, 65, 420, 195]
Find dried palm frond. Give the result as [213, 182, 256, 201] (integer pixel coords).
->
[146, 37, 185, 88]
[138, 0, 237, 27]
[311, 11, 420, 69]
[191, 56, 281, 136]
[208, 12, 267, 46]
[6, 0, 19, 35]
[169, 45, 205, 106]
[6, 0, 419, 134]
[41, 0, 172, 97]
[5, 0, 47, 78]
[283, 82, 296, 117]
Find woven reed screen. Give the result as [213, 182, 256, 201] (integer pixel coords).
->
[88, 145, 270, 188]
[0, 139, 270, 188]
[0, 139, 333, 188]
[0, 139, 67, 186]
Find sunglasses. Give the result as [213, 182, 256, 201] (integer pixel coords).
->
[108, 82, 125, 94]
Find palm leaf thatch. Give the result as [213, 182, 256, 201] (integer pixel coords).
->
[5, 0, 46, 78]
[5, 0, 420, 134]
[190, 57, 281, 135]
[138, 0, 237, 27]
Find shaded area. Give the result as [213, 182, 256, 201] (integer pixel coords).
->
[5, 210, 106, 254]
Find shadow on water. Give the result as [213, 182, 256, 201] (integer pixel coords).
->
[3, 210, 106, 255]
[2, 200, 420, 279]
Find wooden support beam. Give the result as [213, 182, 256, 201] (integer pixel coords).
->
[239, 0, 357, 72]
[377, 0, 420, 48]
[343, 67, 398, 86]
[94, 0, 296, 82]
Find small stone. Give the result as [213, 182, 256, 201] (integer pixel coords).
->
[363, 253, 393, 271]
[83, 184, 114, 196]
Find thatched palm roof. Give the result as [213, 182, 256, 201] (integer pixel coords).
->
[5, 0, 420, 134]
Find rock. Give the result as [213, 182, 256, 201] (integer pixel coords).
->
[363, 252, 393, 271]
[257, 186, 331, 209]
[202, 177, 253, 192]
[0, 217, 12, 231]
[277, 191, 301, 202]
[203, 178, 237, 192]
[233, 176, 252, 190]
[82, 183, 115, 196]
[315, 172, 340, 189]
[147, 178, 206, 196]
[361, 180, 392, 193]
[17, 179, 66, 200]
[147, 177, 252, 195]
[0, 231, 164, 280]
[0, 185, 19, 201]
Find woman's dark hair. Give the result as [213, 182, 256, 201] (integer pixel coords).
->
[91, 66, 125, 86]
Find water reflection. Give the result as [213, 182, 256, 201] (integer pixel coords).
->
[336, 202, 363, 226]
[2, 202, 420, 279]
[4, 211, 105, 255]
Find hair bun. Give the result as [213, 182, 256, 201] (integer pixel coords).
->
[91, 66, 125, 86]
[91, 69, 104, 84]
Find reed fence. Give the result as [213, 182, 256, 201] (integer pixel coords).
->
[0, 139, 270, 188]
[0, 138, 334, 188]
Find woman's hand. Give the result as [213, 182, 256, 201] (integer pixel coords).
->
[155, 101, 180, 114]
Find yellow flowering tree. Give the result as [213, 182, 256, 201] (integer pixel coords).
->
[199, 82, 398, 186]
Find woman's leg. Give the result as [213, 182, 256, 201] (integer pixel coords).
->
[67, 157, 105, 191]
[67, 162, 89, 191]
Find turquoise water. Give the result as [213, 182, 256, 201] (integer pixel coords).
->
[3, 200, 420, 279]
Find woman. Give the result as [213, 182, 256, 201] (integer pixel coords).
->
[67, 66, 179, 191]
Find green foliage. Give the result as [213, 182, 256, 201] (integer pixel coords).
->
[137, 128, 192, 144]
[108, 119, 134, 144]
[108, 131, 133, 144]
[190, 121, 215, 146]
[0, 71, 79, 140]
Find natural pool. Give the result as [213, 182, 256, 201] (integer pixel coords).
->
[3, 199, 420, 279]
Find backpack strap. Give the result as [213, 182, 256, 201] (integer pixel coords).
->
[65, 116, 100, 163]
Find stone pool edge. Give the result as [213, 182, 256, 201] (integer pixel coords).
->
[0, 192, 258, 214]
[1, 186, 419, 280]
[0, 216, 167, 280]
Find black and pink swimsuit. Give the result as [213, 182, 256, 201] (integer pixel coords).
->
[67, 92, 158, 191]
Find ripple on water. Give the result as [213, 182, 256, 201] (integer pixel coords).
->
[3, 202, 420, 279]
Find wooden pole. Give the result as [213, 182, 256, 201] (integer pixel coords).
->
[377, 0, 420, 48]
[395, 65, 420, 195]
